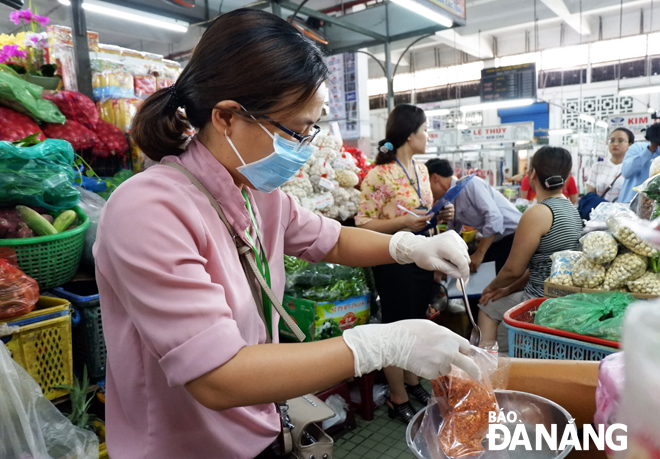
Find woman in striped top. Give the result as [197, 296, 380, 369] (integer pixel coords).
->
[478, 146, 583, 351]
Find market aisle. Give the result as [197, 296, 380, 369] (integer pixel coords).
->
[333, 404, 415, 459]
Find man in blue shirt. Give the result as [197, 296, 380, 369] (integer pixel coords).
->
[619, 124, 660, 203]
[426, 159, 521, 273]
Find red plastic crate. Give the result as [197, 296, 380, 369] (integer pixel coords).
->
[502, 298, 621, 349]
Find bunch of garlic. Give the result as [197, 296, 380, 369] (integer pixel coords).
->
[580, 231, 618, 264]
[602, 253, 648, 290]
[572, 256, 606, 289]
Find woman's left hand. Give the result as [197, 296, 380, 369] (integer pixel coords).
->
[479, 286, 509, 305]
[436, 204, 455, 223]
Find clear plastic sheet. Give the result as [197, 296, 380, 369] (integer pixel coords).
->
[76, 187, 106, 269]
[0, 342, 99, 459]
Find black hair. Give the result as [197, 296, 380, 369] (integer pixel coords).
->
[645, 124, 660, 144]
[425, 158, 454, 178]
[529, 146, 573, 190]
[376, 104, 427, 165]
[133, 8, 329, 161]
[610, 128, 634, 144]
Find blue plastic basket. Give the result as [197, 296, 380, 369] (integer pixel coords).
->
[51, 281, 105, 379]
[503, 322, 618, 360]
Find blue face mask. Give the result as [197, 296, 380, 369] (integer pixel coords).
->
[225, 123, 315, 193]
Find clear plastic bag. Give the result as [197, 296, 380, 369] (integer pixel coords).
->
[548, 250, 583, 286]
[0, 258, 39, 320]
[627, 271, 660, 295]
[571, 255, 606, 288]
[423, 347, 499, 459]
[602, 252, 647, 291]
[580, 231, 618, 264]
[607, 211, 658, 257]
[76, 187, 106, 269]
[0, 342, 99, 459]
[589, 202, 630, 223]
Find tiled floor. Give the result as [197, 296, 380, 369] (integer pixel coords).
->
[333, 404, 415, 459]
[333, 380, 432, 459]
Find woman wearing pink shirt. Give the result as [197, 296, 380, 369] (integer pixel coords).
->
[95, 9, 475, 459]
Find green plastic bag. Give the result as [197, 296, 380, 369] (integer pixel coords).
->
[284, 257, 369, 302]
[0, 72, 65, 123]
[0, 139, 80, 211]
[534, 291, 636, 342]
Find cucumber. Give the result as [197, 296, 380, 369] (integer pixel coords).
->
[16, 205, 58, 236]
[53, 210, 77, 233]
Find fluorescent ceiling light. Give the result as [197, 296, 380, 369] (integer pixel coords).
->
[619, 86, 660, 96]
[58, 0, 188, 32]
[548, 129, 573, 136]
[459, 98, 535, 112]
[425, 109, 450, 117]
[596, 120, 609, 129]
[391, 0, 453, 27]
[579, 113, 596, 124]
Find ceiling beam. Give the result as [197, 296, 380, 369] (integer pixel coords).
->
[432, 29, 493, 59]
[540, 0, 591, 35]
[278, 0, 387, 41]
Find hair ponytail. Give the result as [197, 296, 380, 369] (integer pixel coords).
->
[132, 86, 191, 161]
[375, 103, 427, 165]
[375, 139, 396, 165]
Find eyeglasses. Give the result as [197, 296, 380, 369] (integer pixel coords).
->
[263, 115, 321, 152]
[608, 139, 629, 144]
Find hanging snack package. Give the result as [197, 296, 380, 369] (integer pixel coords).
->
[579, 231, 618, 264]
[607, 211, 658, 257]
[548, 250, 582, 286]
[419, 347, 500, 459]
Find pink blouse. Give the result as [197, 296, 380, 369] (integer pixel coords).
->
[94, 138, 341, 459]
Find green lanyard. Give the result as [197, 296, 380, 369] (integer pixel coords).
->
[241, 189, 273, 333]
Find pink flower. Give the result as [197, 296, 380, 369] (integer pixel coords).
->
[0, 44, 28, 64]
[8, 10, 23, 25]
[33, 14, 49, 26]
[7, 9, 49, 26]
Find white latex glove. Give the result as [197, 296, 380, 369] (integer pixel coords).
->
[342, 319, 481, 381]
[389, 230, 470, 282]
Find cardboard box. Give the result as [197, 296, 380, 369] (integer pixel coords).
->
[279, 294, 370, 342]
[507, 359, 607, 459]
[544, 279, 659, 300]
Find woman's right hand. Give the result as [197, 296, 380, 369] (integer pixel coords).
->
[342, 319, 481, 380]
[400, 210, 430, 232]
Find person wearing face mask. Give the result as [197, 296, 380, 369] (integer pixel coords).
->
[94, 10, 475, 459]
[578, 128, 633, 219]
[354, 104, 456, 424]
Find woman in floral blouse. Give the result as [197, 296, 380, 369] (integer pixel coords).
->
[356, 104, 453, 423]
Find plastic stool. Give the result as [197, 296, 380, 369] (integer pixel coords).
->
[350, 372, 378, 421]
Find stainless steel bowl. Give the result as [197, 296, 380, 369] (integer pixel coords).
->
[406, 390, 574, 459]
